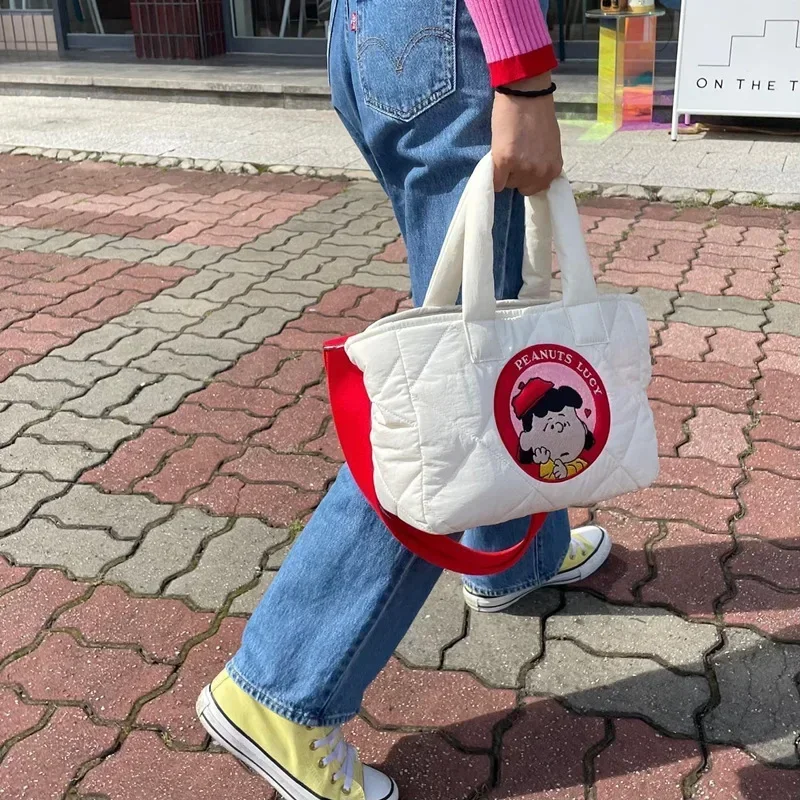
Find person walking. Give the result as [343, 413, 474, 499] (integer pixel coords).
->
[196, 0, 612, 797]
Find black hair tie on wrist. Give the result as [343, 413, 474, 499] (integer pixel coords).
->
[495, 82, 557, 98]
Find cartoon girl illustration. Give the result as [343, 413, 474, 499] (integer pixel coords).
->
[512, 377, 596, 481]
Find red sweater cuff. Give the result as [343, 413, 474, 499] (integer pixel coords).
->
[488, 45, 558, 87]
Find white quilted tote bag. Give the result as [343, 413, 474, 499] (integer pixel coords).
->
[342, 154, 659, 538]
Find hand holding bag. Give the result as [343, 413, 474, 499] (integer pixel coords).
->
[324, 154, 659, 574]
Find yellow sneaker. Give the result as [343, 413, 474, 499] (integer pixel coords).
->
[197, 670, 398, 800]
[463, 525, 611, 613]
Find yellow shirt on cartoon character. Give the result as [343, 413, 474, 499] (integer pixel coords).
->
[539, 457, 588, 482]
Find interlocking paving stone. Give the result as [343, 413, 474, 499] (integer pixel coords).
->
[160, 333, 253, 361]
[594, 718, 702, 800]
[109, 374, 204, 425]
[704, 628, 800, 765]
[49, 322, 131, 361]
[129, 351, 229, 381]
[26, 412, 139, 451]
[117, 309, 199, 332]
[0, 473, 67, 534]
[183, 303, 261, 338]
[228, 571, 276, 614]
[0, 706, 118, 800]
[54, 584, 214, 662]
[0, 518, 133, 577]
[93, 328, 176, 366]
[0, 403, 50, 445]
[0, 375, 85, 407]
[106, 509, 227, 594]
[765, 301, 800, 337]
[694, 745, 800, 798]
[0, 686, 47, 747]
[0, 632, 171, 722]
[444, 589, 561, 688]
[526, 640, 709, 737]
[396, 572, 465, 669]
[165, 518, 288, 610]
[78, 729, 274, 800]
[62, 368, 160, 417]
[38, 484, 171, 540]
[364, 657, 517, 750]
[15, 356, 116, 389]
[0, 437, 105, 480]
[224, 307, 299, 343]
[546, 592, 719, 670]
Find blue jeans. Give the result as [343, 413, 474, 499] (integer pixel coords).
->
[228, 0, 570, 727]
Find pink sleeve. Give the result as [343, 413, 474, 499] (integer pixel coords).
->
[464, 0, 558, 86]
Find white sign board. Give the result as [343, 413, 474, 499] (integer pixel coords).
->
[672, 0, 800, 139]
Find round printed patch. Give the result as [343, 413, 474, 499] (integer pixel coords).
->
[494, 344, 611, 483]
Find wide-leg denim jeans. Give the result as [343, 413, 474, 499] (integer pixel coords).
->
[228, 0, 569, 727]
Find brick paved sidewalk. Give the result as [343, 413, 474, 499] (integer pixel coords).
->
[1, 153, 799, 800]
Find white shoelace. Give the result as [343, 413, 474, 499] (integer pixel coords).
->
[313, 727, 357, 794]
[567, 537, 588, 560]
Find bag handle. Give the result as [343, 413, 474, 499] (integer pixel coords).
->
[324, 337, 546, 576]
[423, 155, 605, 355]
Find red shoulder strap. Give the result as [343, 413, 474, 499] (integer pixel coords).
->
[323, 336, 544, 576]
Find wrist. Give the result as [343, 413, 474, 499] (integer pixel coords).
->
[502, 72, 553, 92]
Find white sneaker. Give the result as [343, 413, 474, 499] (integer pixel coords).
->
[463, 525, 611, 613]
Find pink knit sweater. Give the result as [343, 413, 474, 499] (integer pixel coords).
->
[465, 0, 556, 87]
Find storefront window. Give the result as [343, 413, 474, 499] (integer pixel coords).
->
[230, 0, 328, 38]
[63, 0, 132, 34]
[1, 0, 53, 8]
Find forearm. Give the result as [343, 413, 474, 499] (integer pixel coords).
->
[464, 0, 557, 86]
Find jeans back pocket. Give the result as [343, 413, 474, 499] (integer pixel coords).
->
[355, 0, 456, 122]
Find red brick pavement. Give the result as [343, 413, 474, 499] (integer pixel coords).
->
[2, 155, 800, 799]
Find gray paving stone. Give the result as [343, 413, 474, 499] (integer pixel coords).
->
[0, 227, 59, 251]
[109, 374, 203, 425]
[282, 217, 341, 236]
[142, 242, 207, 267]
[28, 231, 89, 254]
[63, 368, 160, 417]
[87, 237, 172, 262]
[445, 589, 561, 688]
[546, 592, 718, 672]
[0, 404, 50, 446]
[229, 571, 277, 614]
[184, 303, 261, 338]
[670, 306, 766, 332]
[710, 190, 735, 206]
[339, 215, 386, 237]
[0, 376, 85, 408]
[117, 309, 199, 333]
[316, 243, 385, 262]
[765, 302, 800, 337]
[210, 253, 291, 276]
[361, 261, 409, 278]
[17, 357, 116, 387]
[166, 519, 289, 610]
[397, 572, 465, 669]
[197, 273, 265, 304]
[137, 296, 221, 318]
[313, 258, 362, 285]
[277, 231, 330, 255]
[58, 234, 121, 257]
[344, 272, 412, 292]
[257, 277, 329, 299]
[161, 270, 222, 299]
[160, 334, 252, 361]
[704, 628, 800, 766]
[374, 219, 401, 239]
[225, 307, 298, 343]
[93, 328, 176, 367]
[51, 324, 131, 362]
[38, 484, 171, 540]
[26, 412, 139, 451]
[0, 437, 105, 480]
[0, 474, 67, 534]
[676, 292, 769, 316]
[130, 351, 229, 381]
[106, 509, 226, 594]
[235, 291, 311, 312]
[325, 232, 395, 250]
[174, 245, 235, 269]
[0, 518, 132, 577]
[766, 193, 800, 208]
[245, 229, 297, 252]
[526, 639, 709, 737]
[632, 287, 676, 322]
[272, 254, 333, 281]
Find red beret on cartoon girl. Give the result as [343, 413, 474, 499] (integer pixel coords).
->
[512, 377, 596, 481]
